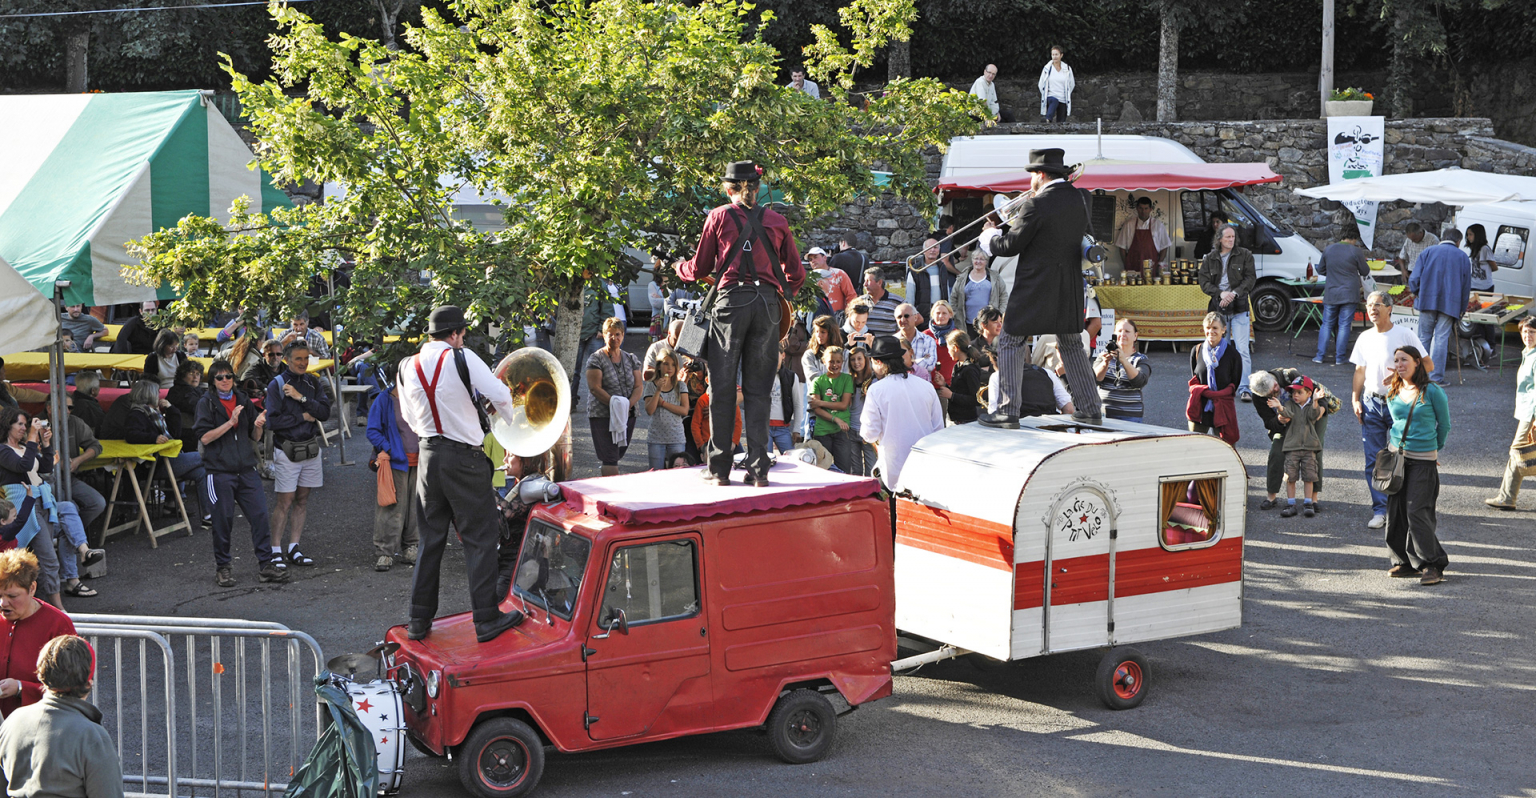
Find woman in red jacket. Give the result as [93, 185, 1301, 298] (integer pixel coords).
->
[0, 548, 75, 717]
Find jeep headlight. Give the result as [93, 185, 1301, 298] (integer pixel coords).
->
[426, 669, 441, 698]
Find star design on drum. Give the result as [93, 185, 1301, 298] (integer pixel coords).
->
[356, 698, 374, 713]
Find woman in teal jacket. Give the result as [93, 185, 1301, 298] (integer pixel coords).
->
[1486, 316, 1536, 510]
[1383, 345, 1451, 585]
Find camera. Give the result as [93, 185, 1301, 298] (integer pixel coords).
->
[1105, 338, 1119, 354]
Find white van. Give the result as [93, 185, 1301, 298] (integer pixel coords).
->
[937, 135, 1325, 331]
[1453, 201, 1536, 299]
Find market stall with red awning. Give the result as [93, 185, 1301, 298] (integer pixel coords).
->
[934, 162, 1283, 197]
[938, 162, 1284, 342]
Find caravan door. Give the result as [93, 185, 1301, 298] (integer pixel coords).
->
[1043, 485, 1118, 653]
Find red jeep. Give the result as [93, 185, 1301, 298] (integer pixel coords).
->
[385, 463, 894, 797]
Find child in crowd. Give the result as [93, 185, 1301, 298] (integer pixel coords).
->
[1277, 375, 1325, 518]
[60, 332, 78, 354]
[769, 342, 806, 455]
[642, 347, 690, 471]
[809, 346, 854, 473]
[0, 486, 35, 551]
[183, 333, 202, 357]
[945, 331, 986, 425]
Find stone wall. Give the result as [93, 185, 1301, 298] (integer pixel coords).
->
[808, 117, 1536, 265]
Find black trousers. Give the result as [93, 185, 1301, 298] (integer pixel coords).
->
[1384, 458, 1449, 571]
[704, 284, 781, 478]
[207, 469, 274, 569]
[410, 438, 503, 623]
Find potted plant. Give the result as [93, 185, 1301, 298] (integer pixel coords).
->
[1326, 87, 1375, 117]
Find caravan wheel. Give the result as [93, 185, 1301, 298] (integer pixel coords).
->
[1095, 647, 1149, 710]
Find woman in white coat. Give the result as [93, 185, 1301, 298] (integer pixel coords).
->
[1038, 45, 1075, 124]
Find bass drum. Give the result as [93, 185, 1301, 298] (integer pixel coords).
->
[345, 679, 406, 793]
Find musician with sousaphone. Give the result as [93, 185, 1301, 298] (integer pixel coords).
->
[675, 160, 806, 487]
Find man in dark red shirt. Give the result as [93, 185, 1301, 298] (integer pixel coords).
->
[677, 161, 806, 486]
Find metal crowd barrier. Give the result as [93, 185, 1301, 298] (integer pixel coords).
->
[74, 614, 326, 798]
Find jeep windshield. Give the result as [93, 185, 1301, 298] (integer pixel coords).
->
[512, 520, 591, 620]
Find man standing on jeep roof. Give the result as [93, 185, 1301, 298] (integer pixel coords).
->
[676, 161, 805, 488]
[399, 305, 523, 644]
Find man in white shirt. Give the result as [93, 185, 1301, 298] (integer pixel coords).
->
[860, 337, 943, 489]
[968, 64, 1012, 122]
[1394, 222, 1439, 278]
[400, 305, 522, 644]
[789, 69, 820, 100]
[894, 303, 937, 376]
[1349, 291, 1435, 530]
[1114, 196, 1174, 278]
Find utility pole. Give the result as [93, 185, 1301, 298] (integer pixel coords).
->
[1320, 0, 1335, 117]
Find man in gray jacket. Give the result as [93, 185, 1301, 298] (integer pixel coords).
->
[0, 634, 124, 798]
[1315, 224, 1373, 365]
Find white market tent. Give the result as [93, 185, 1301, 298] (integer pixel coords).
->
[0, 260, 58, 354]
[0, 90, 292, 309]
[1294, 167, 1536, 205]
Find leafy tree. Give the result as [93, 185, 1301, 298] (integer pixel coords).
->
[125, 0, 983, 379]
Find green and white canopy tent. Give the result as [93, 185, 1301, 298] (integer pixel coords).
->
[0, 90, 292, 308]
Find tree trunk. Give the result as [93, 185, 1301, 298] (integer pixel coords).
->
[887, 38, 911, 81]
[554, 282, 585, 385]
[1387, 13, 1414, 119]
[63, 28, 90, 93]
[1156, 7, 1179, 122]
[1319, 0, 1335, 118]
[374, 0, 418, 50]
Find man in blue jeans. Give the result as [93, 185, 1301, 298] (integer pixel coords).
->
[1349, 291, 1434, 529]
[1407, 229, 1471, 385]
[1314, 225, 1371, 365]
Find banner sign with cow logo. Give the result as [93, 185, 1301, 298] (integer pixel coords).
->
[1326, 116, 1386, 248]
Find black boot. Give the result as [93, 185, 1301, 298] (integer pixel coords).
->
[475, 611, 526, 643]
[978, 411, 1020, 429]
[407, 618, 432, 641]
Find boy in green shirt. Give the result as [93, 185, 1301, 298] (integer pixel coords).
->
[809, 346, 854, 473]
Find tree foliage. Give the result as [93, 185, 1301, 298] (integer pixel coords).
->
[124, 0, 982, 370]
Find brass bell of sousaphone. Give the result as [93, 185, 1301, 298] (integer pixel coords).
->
[491, 347, 572, 483]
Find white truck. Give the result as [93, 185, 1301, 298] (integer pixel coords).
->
[937, 134, 1326, 331]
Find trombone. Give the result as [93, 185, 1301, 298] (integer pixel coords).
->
[902, 161, 1087, 275]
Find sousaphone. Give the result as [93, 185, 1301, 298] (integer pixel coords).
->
[491, 347, 572, 483]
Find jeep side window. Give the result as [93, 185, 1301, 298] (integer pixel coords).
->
[599, 539, 700, 628]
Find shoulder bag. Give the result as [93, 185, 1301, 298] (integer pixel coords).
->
[1370, 394, 1420, 495]
[274, 373, 321, 463]
[1513, 426, 1536, 477]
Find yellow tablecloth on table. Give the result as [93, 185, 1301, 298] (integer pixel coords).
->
[191, 357, 335, 374]
[80, 439, 184, 471]
[99, 324, 121, 343]
[1095, 285, 1213, 341]
[0, 352, 148, 381]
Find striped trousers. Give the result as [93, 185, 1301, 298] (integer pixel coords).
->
[996, 330, 1104, 416]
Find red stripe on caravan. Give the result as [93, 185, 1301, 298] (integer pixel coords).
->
[1014, 562, 1044, 610]
[1011, 537, 1245, 610]
[1114, 537, 1244, 598]
[1049, 553, 1111, 605]
[895, 499, 1013, 572]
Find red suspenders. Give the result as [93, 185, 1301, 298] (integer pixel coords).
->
[413, 349, 452, 435]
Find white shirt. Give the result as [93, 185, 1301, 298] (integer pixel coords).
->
[969, 76, 999, 116]
[1113, 216, 1174, 254]
[1349, 323, 1421, 399]
[399, 340, 515, 446]
[791, 79, 820, 99]
[1044, 64, 1070, 98]
[860, 373, 944, 489]
[607, 283, 627, 325]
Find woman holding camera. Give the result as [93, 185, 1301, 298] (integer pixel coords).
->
[1094, 319, 1150, 422]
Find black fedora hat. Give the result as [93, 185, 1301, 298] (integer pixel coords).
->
[722, 161, 762, 182]
[426, 305, 469, 336]
[1023, 148, 1072, 174]
[869, 335, 906, 363]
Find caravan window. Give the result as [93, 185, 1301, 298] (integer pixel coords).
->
[1158, 475, 1225, 551]
[1493, 226, 1528, 270]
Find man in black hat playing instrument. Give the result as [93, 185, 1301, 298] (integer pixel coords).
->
[398, 305, 524, 643]
[676, 161, 806, 486]
[977, 148, 1104, 428]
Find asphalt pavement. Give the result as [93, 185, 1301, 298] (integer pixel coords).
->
[81, 330, 1536, 796]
